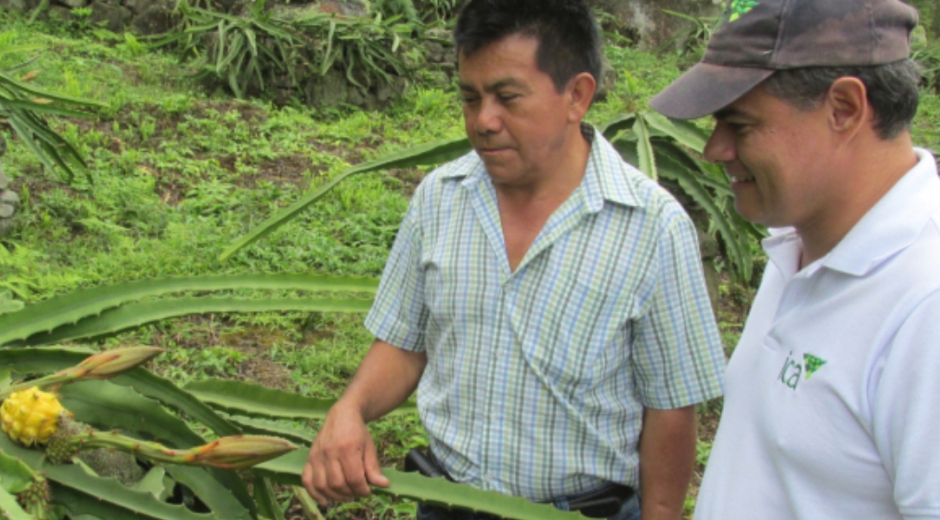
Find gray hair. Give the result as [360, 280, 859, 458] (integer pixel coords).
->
[762, 59, 921, 140]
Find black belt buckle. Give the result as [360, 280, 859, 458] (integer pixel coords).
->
[404, 448, 451, 480]
[566, 484, 635, 519]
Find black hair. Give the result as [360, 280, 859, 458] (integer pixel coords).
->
[454, 0, 603, 94]
[763, 59, 921, 140]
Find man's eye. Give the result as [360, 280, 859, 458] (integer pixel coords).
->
[498, 93, 519, 102]
[461, 96, 479, 105]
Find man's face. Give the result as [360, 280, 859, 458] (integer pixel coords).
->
[458, 34, 573, 186]
[704, 85, 838, 229]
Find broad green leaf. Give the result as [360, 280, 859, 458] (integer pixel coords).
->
[0, 71, 108, 108]
[291, 486, 325, 520]
[0, 450, 35, 494]
[599, 112, 637, 139]
[164, 465, 253, 520]
[643, 111, 708, 153]
[220, 413, 315, 444]
[255, 452, 588, 520]
[23, 295, 374, 346]
[0, 290, 25, 315]
[254, 477, 284, 520]
[0, 98, 97, 118]
[0, 487, 31, 520]
[220, 137, 473, 261]
[0, 273, 378, 346]
[633, 116, 656, 179]
[131, 468, 170, 501]
[656, 152, 749, 282]
[59, 380, 206, 448]
[185, 378, 418, 420]
[0, 368, 11, 391]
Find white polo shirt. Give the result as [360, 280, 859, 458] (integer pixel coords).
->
[694, 148, 940, 520]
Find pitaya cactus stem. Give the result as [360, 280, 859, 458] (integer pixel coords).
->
[0, 347, 164, 399]
[64, 430, 297, 470]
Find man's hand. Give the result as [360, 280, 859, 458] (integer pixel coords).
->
[302, 402, 390, 505]
[300, 339, 426, 506]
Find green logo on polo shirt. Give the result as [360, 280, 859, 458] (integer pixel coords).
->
[803, 353, 827, 379]
[778, 351, 828, 390]
[726, 0, 759, 22]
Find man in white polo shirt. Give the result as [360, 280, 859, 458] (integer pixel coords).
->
[650, 0, 940, 519]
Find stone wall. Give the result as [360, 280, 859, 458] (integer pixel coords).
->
[588, 0, 723, 49]
[0, 136, 20, 239]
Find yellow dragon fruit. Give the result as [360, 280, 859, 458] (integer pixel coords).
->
[1, 387, 69, 446]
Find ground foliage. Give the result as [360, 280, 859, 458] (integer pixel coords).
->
[1, 5, 939, 518]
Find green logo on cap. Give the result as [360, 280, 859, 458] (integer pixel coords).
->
[727, 0, 758, 22]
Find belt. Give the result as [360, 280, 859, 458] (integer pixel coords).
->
[405, 449, 636, 519]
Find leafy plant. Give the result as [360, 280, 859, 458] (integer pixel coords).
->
[0, 41, 106, 182]
[157, 0, 415, 103]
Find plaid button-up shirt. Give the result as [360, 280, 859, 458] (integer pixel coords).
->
[365, 129, 725, 501]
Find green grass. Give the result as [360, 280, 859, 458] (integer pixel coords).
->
[2, 10, 940, 519]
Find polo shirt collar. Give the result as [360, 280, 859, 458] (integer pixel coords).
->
[823, 148, 940, 276]
[443, 125, 643, 212]
[767, 148, 940, 278]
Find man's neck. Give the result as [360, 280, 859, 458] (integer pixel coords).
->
[798, 135, 919, 266]
[495, 125, 592, 207]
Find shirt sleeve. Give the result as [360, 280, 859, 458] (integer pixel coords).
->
[363, 189, 430, 352]
[631, 208, 726, 409]
[871, 289, 940, 519]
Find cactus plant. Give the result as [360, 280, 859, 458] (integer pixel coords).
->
[1, 341, 585, 520]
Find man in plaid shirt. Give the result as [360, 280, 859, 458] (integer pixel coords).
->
[302, 1, 725, 518]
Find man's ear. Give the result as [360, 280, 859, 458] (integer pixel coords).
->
[826, 77, 869, 138]
[567, 72, 597, 123]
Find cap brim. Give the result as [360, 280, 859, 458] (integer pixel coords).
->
[649, 62, 775, 120]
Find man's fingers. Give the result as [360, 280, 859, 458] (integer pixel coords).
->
[364, 440, 390, 487]
[302, 449, 331, 506]
[341, 449, 373, 497]
[324, 457, 356, 501]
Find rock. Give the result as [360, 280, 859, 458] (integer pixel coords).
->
[376, 81, 394, 103]
[317, 0, 368, 17]
[89, 1, 133, 33]
[0, 219, 13, 238]
[0, 0, 27, 10]
[307, 70, 348, 109]
[59, 0, 89, 7]
[587, 0, 721, 48]
[48, 5, 77, 22]
[347, 85, 367, 107]
[0, 204, 14, 219]
[0, 168, 10, 191]
[0, 191, 20, 206]
[425, 41, 445, 63]
[131, 5, 176, 35]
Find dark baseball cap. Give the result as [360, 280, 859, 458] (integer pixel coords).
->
[650, 0, 919, 120]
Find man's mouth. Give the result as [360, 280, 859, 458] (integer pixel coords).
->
[728, 172, 755, 184]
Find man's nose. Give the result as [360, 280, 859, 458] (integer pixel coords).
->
[474, 98, 503, 135]
[703, 121, 736, 164]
